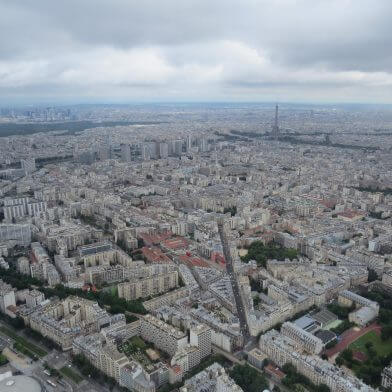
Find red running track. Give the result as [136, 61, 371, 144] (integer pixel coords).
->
[325, 322, 381, 358]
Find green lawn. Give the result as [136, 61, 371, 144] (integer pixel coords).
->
[13, 342, 38, 360]
[325, 319, 342, 331]
[349, 331, 392, 356]
[0, 327, 47, 357]
[110, 286, 118, 296]
[60, 366, 84, 384]
[0, 353, 8, 366]
[120, 336, 148, 355]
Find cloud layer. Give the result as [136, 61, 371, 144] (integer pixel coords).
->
[1, 0, 391, 103]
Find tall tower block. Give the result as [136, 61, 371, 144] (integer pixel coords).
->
[272, 104, 280, 140]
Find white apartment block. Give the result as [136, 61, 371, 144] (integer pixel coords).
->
[382, 270, 392, 288]
[78, 242, 133, 268]
[120, 362, 156, 392]
[143, 287, 188, 311]
[98, 343, 130, 383]
[17, 256, 30, 275]
[281, 321, 324, 355]
[247, 347, 267, 370]
[21, 158, 36, 174]
[0, 224, 31, 246]
[72, 333, 104, 363]
[140, 314, 188, 356]
[180, 363, 243, 392]
[338, 290, 379, 311]
[28, 296, 118, 351]
[30, 261, 60, 286]
[118, 271, 179, 301]
[349, 306, 378, 327]
[171, 345, 200, 373]
[31, 242, 50, 263]
[190, 324, 212, 360]
[73, 331, 131, 385]
[3, 199, 46, 221]
[0, 280, 16, 315]
[85, 265, 125, 285]
[25, 289, 45, 308]
[382, 363, 392, 389]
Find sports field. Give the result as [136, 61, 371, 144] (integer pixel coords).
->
[349, 330, 392, 356]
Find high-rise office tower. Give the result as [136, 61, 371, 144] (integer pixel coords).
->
[141, 144, 150, 161]
[159, 142, 169, 159]
[21, 158, 36, 175]
[174, 140, 183, 156]
[78, 150, 95, 165]
[99, 146, 111, 160]
[186, 135, 192, 152]
[272, 104, 280, 140]
[142, 142, 157, 159]
[199, 138, 208, 153]
[120, 144, 131, 162]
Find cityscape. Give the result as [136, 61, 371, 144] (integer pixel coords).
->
[1, 1, 392, 392]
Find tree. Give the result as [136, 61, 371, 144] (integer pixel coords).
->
[336, 356, 344, 366]
[229, 364, 268, 392]
[224, 206, 237, 216]
[325, 339, 337, 349]
[365, 342, 374, 351]
[368, 269, 378, 282]
[241, 241, 298, 268]
[341, 349, 353, 363]
[382, 324, 392, 341]
[327, 303, 353, 319]
[379, 309, 392, 324]
[0, 354, 8, 366]
[316, 384, 331, 392]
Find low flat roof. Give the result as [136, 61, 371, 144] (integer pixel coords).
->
[294, 315, 316, 330]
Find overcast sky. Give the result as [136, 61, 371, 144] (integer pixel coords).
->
[1, 0, 391, 104]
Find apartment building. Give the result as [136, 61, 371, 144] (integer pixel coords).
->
[171, 345, 200, 373]
[0, 280, 16, 316]
[118, 271, 179, 301]
[0, 224, 31, 246]
[25, 289, 45, 308]
[143, 287, 188, 311]
[281, 321, 324, 355]
[98, 343, 130, 383]
[338, 290, 379, 311]
[16, 256, 30, 275]
[3, 197, 46, 221]
[140, 314, 187, 356]
[28, 296, 118, 351]
[120, 362, 156, 392]
[382, 363, 392, 389]
[190, 324, 212, 360]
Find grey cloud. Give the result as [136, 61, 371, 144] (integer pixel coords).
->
[0, 0, 391, 103]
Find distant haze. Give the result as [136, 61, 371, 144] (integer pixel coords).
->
[1, 0, 392, 104]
